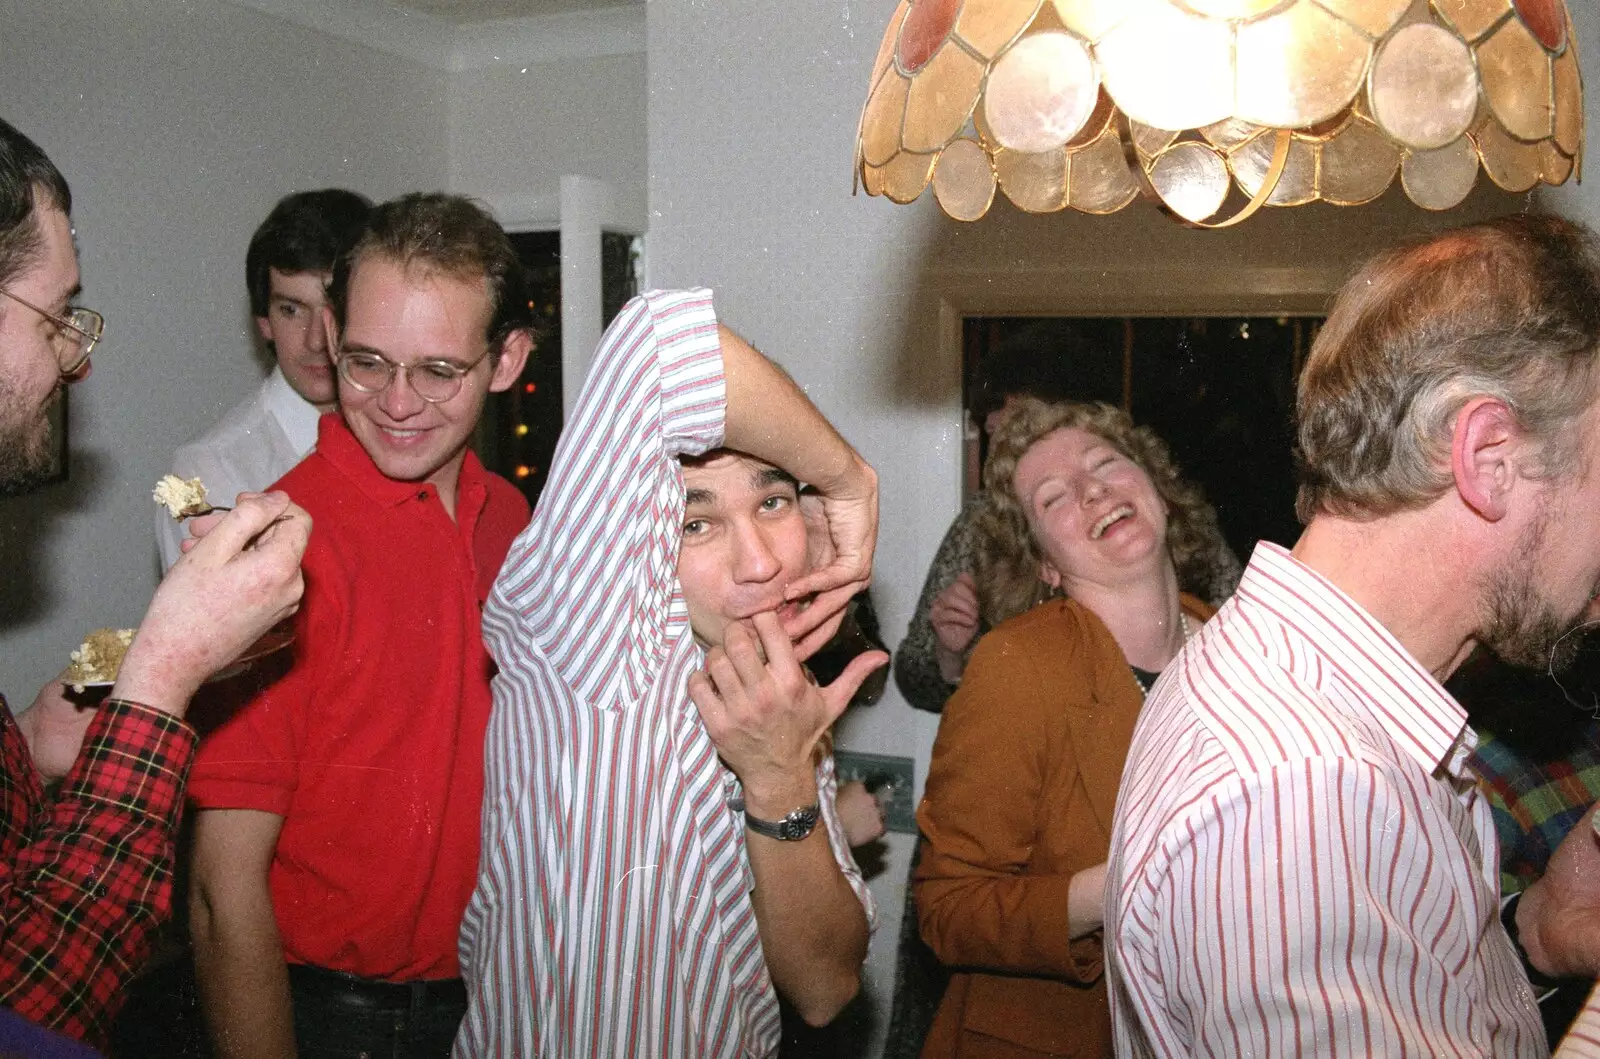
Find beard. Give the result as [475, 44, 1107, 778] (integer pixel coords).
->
[1480, 511, 1595, 672]
[0, 380, 59, 497]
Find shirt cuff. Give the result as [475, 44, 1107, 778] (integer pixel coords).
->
[59, 698, 197, 832]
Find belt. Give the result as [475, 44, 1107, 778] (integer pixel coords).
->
[287, 963, 467, 1013]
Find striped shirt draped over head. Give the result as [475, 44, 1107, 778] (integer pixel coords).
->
[1106, 542, 1546, 1058]
[456, 288, 873, 1058]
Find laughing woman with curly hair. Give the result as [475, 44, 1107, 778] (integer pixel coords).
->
[913, 398, 1225, 1059]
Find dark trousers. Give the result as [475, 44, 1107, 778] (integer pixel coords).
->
[287, 964, 467, 1059]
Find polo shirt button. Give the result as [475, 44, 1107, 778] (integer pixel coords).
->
[417, 491, 429, 500]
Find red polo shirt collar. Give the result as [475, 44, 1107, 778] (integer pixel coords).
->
[314, 412, 489, 525]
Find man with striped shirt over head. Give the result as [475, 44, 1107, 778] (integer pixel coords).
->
[1106, 214, 1600, 1058]
[457, 288, 885, 1057]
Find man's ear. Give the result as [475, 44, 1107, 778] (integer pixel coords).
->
[255, 315, 272, 343]
[1452, 396, 1520, 521]
[487, 329, 533, 393]
[1037, 559, 1063, 590]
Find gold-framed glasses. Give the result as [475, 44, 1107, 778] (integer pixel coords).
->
[0, 287, 103, 375]
[336, 348, 489, 404]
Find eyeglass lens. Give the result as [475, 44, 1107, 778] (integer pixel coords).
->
[339, 355, 467, 403]
[60, 309, 103, 373]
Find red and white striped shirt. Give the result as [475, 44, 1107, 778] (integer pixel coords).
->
[1106, 542, 1546, 1058]
[455, 288, 873, 1058]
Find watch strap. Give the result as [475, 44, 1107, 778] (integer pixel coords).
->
[732, 796, 820, 841]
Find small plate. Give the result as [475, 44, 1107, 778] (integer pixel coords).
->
[63, 623, 295, 690]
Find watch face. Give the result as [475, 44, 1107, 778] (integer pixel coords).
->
[779, 806, 820, 840]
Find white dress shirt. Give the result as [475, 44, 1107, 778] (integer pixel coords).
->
[1106, 542, 1546, 1058]
[155, 367, 321, 569]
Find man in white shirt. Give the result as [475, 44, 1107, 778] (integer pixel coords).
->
[155, 189, 369, 568]
[1107, 214, 1600, 1058]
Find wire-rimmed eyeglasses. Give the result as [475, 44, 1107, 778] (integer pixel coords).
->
[335, 348, 489, 404]
[0, 287, 103, 375]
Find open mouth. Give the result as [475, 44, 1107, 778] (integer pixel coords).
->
[1090, 504, 1135, 540]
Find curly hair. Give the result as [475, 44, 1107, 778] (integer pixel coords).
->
[973, 397, 1227, 627]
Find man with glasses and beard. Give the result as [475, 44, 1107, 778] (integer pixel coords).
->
[1105, 214, 1600, 1059]
[187, 193, 533, 1059]
[0, 117, 310, 1051]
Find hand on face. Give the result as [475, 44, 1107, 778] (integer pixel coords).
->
[687, 611, 888, 806]
[114, 491, 311, 715]
[781, 460, 877, 602]
[780, 467, 880, 657]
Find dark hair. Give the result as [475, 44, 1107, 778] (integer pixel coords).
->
[328, 192, 536, 359]
[1297, 214, 1600, 522]
[246, 189, 372, 318]
[971, 320, 1102, 420]
[0, 118, 71, 290]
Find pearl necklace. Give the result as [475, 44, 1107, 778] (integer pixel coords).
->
[1131, 610, 1193, 699]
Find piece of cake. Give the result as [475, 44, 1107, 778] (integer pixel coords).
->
[65, 627, 135, 691]
[153, 474, 210, 518]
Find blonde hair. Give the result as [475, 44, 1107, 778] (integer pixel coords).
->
[973, 397, 1225, 627]
[1297, 214, 1600, 523]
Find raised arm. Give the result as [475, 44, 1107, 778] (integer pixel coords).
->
[718, 326, 878, 655]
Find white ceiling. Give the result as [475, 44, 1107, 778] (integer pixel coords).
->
[227, 0, 645, 69]
[389, 0, 640, 25]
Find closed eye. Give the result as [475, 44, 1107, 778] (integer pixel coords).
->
[419, 361, 463, 383]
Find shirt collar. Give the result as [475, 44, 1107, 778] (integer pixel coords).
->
[1240, 541, 1474, 781]
[314, 413, 489, 516]
[263, 366, 322, 455]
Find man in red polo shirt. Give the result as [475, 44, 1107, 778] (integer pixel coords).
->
[186, 193, 535, 1059]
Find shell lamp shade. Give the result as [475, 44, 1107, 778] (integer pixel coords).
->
[854, 0, 1585, 226]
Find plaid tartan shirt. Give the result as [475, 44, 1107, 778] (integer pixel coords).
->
[0, 694, 196, 1048]
[1470, 719, 1600, 895]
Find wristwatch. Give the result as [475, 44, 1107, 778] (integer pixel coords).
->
[736, 799, 821, 842]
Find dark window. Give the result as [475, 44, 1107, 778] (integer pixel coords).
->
[478, 231, 640, 508]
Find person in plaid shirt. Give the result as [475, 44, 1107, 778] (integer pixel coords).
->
[0, 117, 311, 1050]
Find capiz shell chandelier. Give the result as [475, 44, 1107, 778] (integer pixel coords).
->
[854, 0, 1584, 226]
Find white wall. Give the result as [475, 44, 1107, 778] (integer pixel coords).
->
[448, 52, 648, 232]
[0, 0, 447, 697]
[646, 3, 1586, 1053]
